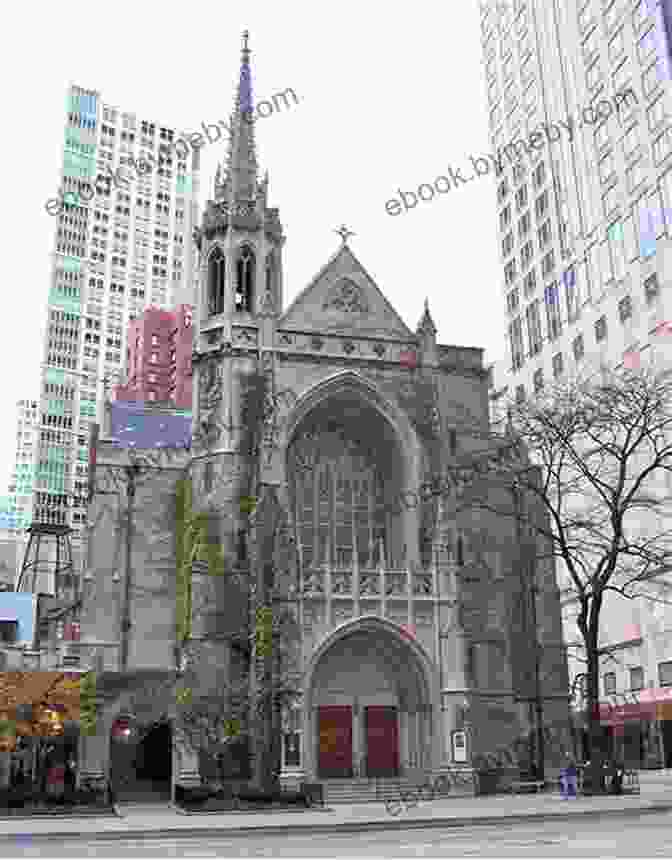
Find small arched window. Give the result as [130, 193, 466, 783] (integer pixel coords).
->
[208, 247, 225, 316]
[457, 534, 464, 566]
[265, 252, 275, 296]
[235, 245, 255, 313]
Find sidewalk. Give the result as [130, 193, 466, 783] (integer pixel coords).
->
[1, 785, 672, 841]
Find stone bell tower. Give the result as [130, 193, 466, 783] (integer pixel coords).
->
[191, 31, 286, 569]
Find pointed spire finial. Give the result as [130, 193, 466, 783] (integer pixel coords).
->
[335, 225, 355, 245]
[242, 30, 250, 57]
[417, 297, 437, 337]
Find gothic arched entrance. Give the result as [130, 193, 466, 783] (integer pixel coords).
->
[110, 716, 172, 802]
[304, 617, 437, 781]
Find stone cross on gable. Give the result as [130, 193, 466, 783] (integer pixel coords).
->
[334, 225, 355, 245]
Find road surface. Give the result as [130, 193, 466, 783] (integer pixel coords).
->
[4, 809, 672, 857]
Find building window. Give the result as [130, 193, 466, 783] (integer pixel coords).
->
[151, 334, 159, 346]
[509, 316, 525, 370]
[645, 273, 659, 304]
[515, 184, 528, 211]
[521, 240, 534, 269]
[151, 353, 158, 363]
[573, 333, 584, 362]
[515, 384, 525, 403]
[541, 250, 555, 277]
[208, 246, 226, 316]
[533, 368, 544, 393]
[448, 429, 458, 456]
[618, 295, 632, 322]
[535, 190, 549, 220]
[526, 299, 542, 355]
[235, 245, 255, 312]
[0, 621, 17, 644]
[505, 259, 517, 286]
[502, 231, 515, 257]
[603, 672, 617, 695]
[265, 252, 276, 300]
[630, 666, 644, 691]
[523, 268, 537, 296]
[538, 220, 552, 247]
[552, 352, 564, 378]
[595, 315, 607, 342]
[659, 661, 672, 686]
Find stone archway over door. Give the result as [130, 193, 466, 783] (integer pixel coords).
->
[304, 617, 438, 781]
[110, 718, 172, 802]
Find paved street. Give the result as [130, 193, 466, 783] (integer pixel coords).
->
[5, 810, 672, 858]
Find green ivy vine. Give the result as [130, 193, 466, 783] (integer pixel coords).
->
[175, 476, 227, 646]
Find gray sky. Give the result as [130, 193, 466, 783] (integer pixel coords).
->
[0, 0, 503, 490]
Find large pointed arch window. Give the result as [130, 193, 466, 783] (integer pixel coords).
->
[292, 438, 388, 570]
[235, 245, 255, 313]
[207, 247, 225, 316]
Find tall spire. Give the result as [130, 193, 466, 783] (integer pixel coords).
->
[225, 30, 258, 201]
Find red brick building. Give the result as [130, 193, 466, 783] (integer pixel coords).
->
[114, 305, 193, 410]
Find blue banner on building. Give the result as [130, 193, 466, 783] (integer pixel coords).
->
[110, 402, 192, 450]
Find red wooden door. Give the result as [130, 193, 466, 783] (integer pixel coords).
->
[318, 706, 353, 778]
[365, 706, 399, 777]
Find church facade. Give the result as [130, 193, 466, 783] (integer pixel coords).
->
[77, 37, 570, 796]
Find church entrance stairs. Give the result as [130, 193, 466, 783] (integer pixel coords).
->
[322, 776, 420, 805]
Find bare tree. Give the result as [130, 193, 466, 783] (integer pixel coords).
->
[450, 364, 672, 791]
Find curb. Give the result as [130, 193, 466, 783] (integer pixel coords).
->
[0, 808, 118, 821]
[3, 801, 672, 841]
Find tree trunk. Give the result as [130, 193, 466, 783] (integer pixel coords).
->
[584, 622, 605, 794]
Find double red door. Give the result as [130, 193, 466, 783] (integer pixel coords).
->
[365, 706, 399, 778]
[318, 706, 353, 778]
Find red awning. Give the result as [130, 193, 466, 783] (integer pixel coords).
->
[599, 688, 672, 725]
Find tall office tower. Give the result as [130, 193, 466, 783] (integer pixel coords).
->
[37, 85, 201, 585]
[482, 0, 672, 401]
[6, 399, 40, 538]
[113, 303, 194, 409]
[482, 1, 672, 767]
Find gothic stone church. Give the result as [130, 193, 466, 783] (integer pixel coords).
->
[78, 39, 570, 795]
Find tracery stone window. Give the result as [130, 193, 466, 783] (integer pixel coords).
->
[291, 435, 389, 570]
[207, 247, 225, 316]
[235, 245, 255, 312]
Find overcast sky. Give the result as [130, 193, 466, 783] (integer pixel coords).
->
[0, 0, 502, 491]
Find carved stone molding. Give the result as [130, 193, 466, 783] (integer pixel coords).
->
[342, 340, 356, 354]
[373, 342, 386, 358]
[310, 336, 324, 351]
[322, 279, 369, 314]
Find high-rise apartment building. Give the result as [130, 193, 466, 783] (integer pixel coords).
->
[36, 86, 201, 581]
[113, 304, 194, 409]
[482, 0, 672, 767]
[483, 0, 672, 400]
[6, 399, 40, 537]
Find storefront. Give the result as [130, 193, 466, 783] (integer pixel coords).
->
[598, 687, 672, 768]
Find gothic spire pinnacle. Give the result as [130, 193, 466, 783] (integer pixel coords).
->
[225, 30, 258, 201]
[417, 297, 437, 337]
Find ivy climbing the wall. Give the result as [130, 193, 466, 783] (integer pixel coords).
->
[175, 476, 227, 647]
[79, 671, 97, 737]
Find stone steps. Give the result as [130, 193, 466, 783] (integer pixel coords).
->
[323, 778, 420, 805]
